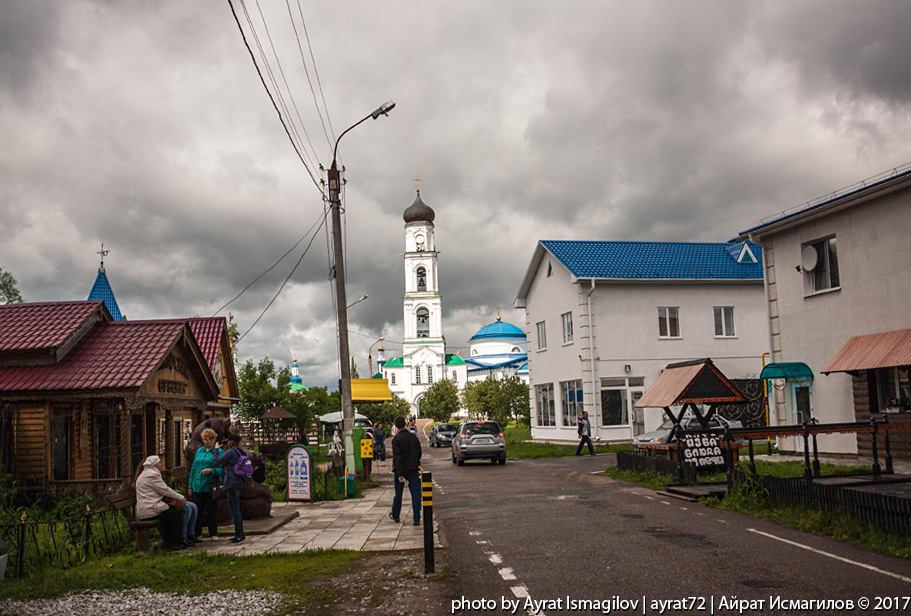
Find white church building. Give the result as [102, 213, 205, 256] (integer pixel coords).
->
[381, 192, 468, 415]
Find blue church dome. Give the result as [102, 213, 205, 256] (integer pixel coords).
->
[470, 320, 526, 342]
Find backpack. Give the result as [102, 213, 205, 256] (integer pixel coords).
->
[233, 448, 254, 477]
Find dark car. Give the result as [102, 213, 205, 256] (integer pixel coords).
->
[430, 422, 457, 447]
[451, 420, 506, 465]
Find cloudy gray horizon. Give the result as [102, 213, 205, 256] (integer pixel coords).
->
[3, 1, 910, 388]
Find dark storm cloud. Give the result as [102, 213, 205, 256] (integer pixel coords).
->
[3, 1, 911, 387]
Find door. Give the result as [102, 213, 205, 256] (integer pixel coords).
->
[52, 416, 71, 481]
[791, 383, 813, 452]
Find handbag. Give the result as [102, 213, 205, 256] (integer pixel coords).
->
[211, 481, 226, 501]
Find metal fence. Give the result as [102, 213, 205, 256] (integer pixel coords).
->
[616, 449, 696, 484]
[0, 507, 131, 579]
[732, 470, 911, 535]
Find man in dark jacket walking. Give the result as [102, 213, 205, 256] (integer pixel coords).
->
[389, 415, 422, 525]
[576, 411, 595, 456]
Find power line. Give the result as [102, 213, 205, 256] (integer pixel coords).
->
[226, 0, 323, 194]
[212, 210, 327, 317]
[237, 213, 328, 344]
[289, 0, 335, 149]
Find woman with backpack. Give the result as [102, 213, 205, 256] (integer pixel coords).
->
[211, 433, 247, 544]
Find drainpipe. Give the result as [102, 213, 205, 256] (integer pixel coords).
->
[587, 279, 598, 436]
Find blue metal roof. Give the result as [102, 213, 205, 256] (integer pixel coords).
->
[469, 320, 526, 341]
[87, 271, 123, 321]
[540, 240, 763, 280]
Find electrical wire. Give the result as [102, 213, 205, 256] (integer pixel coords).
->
[287, 0, 335, 150]
[251, 0, 322, 168]
[226, 0, 323, 194]
[237, 213, 328, 344]
[212, 210, 326, 317]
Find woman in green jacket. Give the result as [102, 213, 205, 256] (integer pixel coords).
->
[188, 428, 223, 539]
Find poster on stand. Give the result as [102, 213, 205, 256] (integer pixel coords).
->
[286, 444, 313, 501]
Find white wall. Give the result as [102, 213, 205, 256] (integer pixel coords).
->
[524, 253, 769, 442]
[758, 186, 911, 453]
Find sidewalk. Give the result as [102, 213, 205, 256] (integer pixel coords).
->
[198, 459, 442, 556]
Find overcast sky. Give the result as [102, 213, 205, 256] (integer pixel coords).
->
[3, 1, 911, 387]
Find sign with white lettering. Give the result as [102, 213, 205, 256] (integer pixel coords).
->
[682, 433, 725, 467]
[286, 444, 313, 501]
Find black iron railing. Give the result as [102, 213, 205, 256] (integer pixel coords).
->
[0, 507, 131, 579]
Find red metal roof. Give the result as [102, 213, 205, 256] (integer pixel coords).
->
[822, 329, 911, 374]
[0, 301, 107, 352]
[187, 317, 226, 371]
[0, 320, 186, 392]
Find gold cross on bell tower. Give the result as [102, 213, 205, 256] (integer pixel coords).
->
[413, 173, 422, 191]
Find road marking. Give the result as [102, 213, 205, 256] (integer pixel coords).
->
[716, 519, 729, 524]
[499, 567, 517, 580]
[469, 531, 481, 536]
[748, 528, 911, 584]
[488, 553, 503, 565]
[660, 500, 670, 505]
[511, 584, 529, 597]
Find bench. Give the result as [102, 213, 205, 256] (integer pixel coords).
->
[105, 487, 159, 552]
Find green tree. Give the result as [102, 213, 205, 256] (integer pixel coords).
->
[501, 376, 531, 427]
[421, 378, 460, 423]
[461, 376, 529, 427]
[0, 266, 23, 304]
[360, 394, 410, 429]
[236, 357, 278, 422]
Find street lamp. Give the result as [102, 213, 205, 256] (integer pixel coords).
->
[329, 100, 395, 477]
[368, 335, 384, 376]
[347, 294, 368, 309]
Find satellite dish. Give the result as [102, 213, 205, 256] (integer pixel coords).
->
[801, 245, 819, 271]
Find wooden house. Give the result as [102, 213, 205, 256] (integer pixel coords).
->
[0, 301, 234, 496]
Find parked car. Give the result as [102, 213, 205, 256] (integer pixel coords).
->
[430, 422, 457, 447]
[451, 420, 507, 465]
[632, 412, 743, 448]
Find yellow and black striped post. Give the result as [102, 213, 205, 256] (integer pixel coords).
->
[422, 470, 434, 574]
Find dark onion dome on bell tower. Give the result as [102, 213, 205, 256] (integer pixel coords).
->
[403, 190, 435, 223]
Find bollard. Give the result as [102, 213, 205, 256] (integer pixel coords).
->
[422, 471, 434, 574]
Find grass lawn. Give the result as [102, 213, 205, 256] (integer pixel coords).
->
[0, 549, 365, 606]
[504, 424, 632, 458]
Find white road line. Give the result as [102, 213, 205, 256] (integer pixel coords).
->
[499, 567, 517, 580]
[747, 528, 911, 584]
[469, 531, 481, 536]
[488, 553, 503, 565]
[660, 500, 670, 505]
[511, 585, 529, 598]
[716, 519, 729, 524]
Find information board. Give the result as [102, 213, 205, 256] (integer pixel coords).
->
[286, 444, 313, 501]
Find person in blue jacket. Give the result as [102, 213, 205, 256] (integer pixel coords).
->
[211, 433, 246, 544]
[187, 428, 223, 539]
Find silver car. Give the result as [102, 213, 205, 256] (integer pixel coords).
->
[632, 412, 743, 448]
[451, 420, 507, 466]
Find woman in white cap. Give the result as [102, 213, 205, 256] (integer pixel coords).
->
[134, 455, 199, 551]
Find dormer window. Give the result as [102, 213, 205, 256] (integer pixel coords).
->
[416, 307, 429, 338]
[417, 267, 427, 292]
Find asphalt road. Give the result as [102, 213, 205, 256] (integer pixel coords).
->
[419, 429, 911, 616]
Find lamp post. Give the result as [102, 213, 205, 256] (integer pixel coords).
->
[329, 100, 395, 477]
[368, 335, 385, 376]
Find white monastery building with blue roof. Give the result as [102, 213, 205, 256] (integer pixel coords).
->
[515, 239, 769, 443]
[466, 316, 529, 384]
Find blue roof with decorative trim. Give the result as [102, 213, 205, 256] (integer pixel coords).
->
[470, 320, 526, 341]
[87, 271, 123, 321]
[540, 240, 763, 280]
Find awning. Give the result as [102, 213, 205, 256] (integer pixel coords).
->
[351, 378, 393, 402]
[760, 362, 813, 382]
[635, 358, 747, 408]
[822, 329, 911, 374]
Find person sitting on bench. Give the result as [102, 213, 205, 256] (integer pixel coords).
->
[135, 455, 198, 551]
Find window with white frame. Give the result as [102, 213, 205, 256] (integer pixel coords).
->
[560, 379, 583, 427]
[803, 236, 840, 295]
[416, 307, 430, 337]
[414, 365, 421, 384]
[390, 372, 396, 385]
[536, 321, 547, 350]
[427, 366, 434, 384]
[561, 312, 573, 344]
[713, 306, 735, 337]
[535, 383, 555, 426]
[658, 307, 680, 338]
